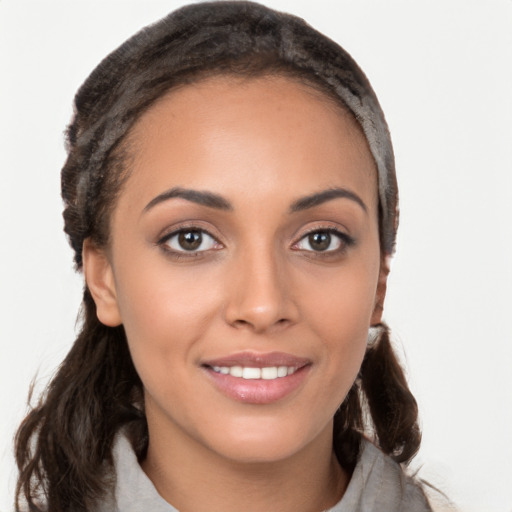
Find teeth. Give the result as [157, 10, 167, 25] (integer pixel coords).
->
[211, 365, 297, 380]
[261, 367, 277, 380]
[230, 366, 243, 378]
[242, 367, 261, 379]
[277, 366, 288, 378]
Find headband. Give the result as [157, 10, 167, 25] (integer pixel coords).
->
[62, 1, 398, 266]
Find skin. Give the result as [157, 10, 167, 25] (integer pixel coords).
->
[84, 75, 387, 512]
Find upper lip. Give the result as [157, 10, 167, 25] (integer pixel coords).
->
[202, 351, 311, 368]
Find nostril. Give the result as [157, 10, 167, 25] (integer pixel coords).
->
[232, 319, 251, 328]
[230, 316, 291, 332]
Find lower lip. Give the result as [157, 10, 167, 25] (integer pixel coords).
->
[203, 365, 311, 404]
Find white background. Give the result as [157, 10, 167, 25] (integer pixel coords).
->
[1, 1, 511, 511]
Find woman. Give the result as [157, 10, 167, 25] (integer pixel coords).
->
[15, 2, 432, 511]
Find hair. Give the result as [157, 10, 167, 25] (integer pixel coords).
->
[14, 2, 419, 511]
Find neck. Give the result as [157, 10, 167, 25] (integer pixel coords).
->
[141, 417, 348, 512]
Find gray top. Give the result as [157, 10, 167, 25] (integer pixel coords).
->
[98, 433, 432, 512]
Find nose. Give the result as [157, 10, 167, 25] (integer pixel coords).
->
[223, 246, 299, 333]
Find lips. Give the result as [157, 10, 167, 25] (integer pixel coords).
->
[202, 352, 311, 404]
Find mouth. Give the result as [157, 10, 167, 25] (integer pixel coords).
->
[201, 352, 311, 404]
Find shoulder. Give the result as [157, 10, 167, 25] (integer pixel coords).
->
[99, 433, 447, 512]
[330, 439, 433, 512]
[95, 432, 176, 512]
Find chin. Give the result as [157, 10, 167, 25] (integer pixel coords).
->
[202, 415, 332, 465]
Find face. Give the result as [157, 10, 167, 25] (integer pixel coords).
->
[85, 75, 385, 464]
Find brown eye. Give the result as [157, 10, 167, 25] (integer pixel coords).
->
[163, 229, 219, 253]
[294, 229, 351, 253]
[308, 232, 331, 251]
[178, 231, 202, 251]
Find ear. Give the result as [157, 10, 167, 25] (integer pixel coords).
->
[370, 255, 390, 325]
[82, 238, 122, 327]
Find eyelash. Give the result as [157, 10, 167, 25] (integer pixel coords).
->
[157, 226, 355, 259]
[292, 227, 355, 256]
[157, 227, 223, 259]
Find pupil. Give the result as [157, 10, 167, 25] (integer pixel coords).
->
[178, 231, 202, 250]
[309, 232, 330, 251]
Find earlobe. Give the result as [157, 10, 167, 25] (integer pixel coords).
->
[371, 255, 390, 325]
[82, 239, 122, 327]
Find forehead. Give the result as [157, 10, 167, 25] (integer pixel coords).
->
[121, 75, 378, 212]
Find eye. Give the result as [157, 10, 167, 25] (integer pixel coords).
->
[294, 229, 353, 253]
[161, 229, 220, 253]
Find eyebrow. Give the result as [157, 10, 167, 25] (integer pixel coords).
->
[143, 187, 233, 212]
[289, 187, 368, 213]
[143, 186, 367, 215]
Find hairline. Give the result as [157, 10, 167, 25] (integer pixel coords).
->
[92, 68, 381, 259]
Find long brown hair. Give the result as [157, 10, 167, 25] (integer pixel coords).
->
[15, 2, 419, 511]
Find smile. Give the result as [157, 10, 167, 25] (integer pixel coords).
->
[202, 352, 311, 404]
[211, 365, 298, 380]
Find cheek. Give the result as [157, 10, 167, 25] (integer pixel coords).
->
[298, 255, 379, 384]
[300, 257, 379, 339]
[112, 256, 224, 367]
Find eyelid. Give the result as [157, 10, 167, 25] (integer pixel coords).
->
[291, 226, 355, 253]
[157, 223, 224, 256]
[156, 220, 221, 243]
[154, 221, 354, 258]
